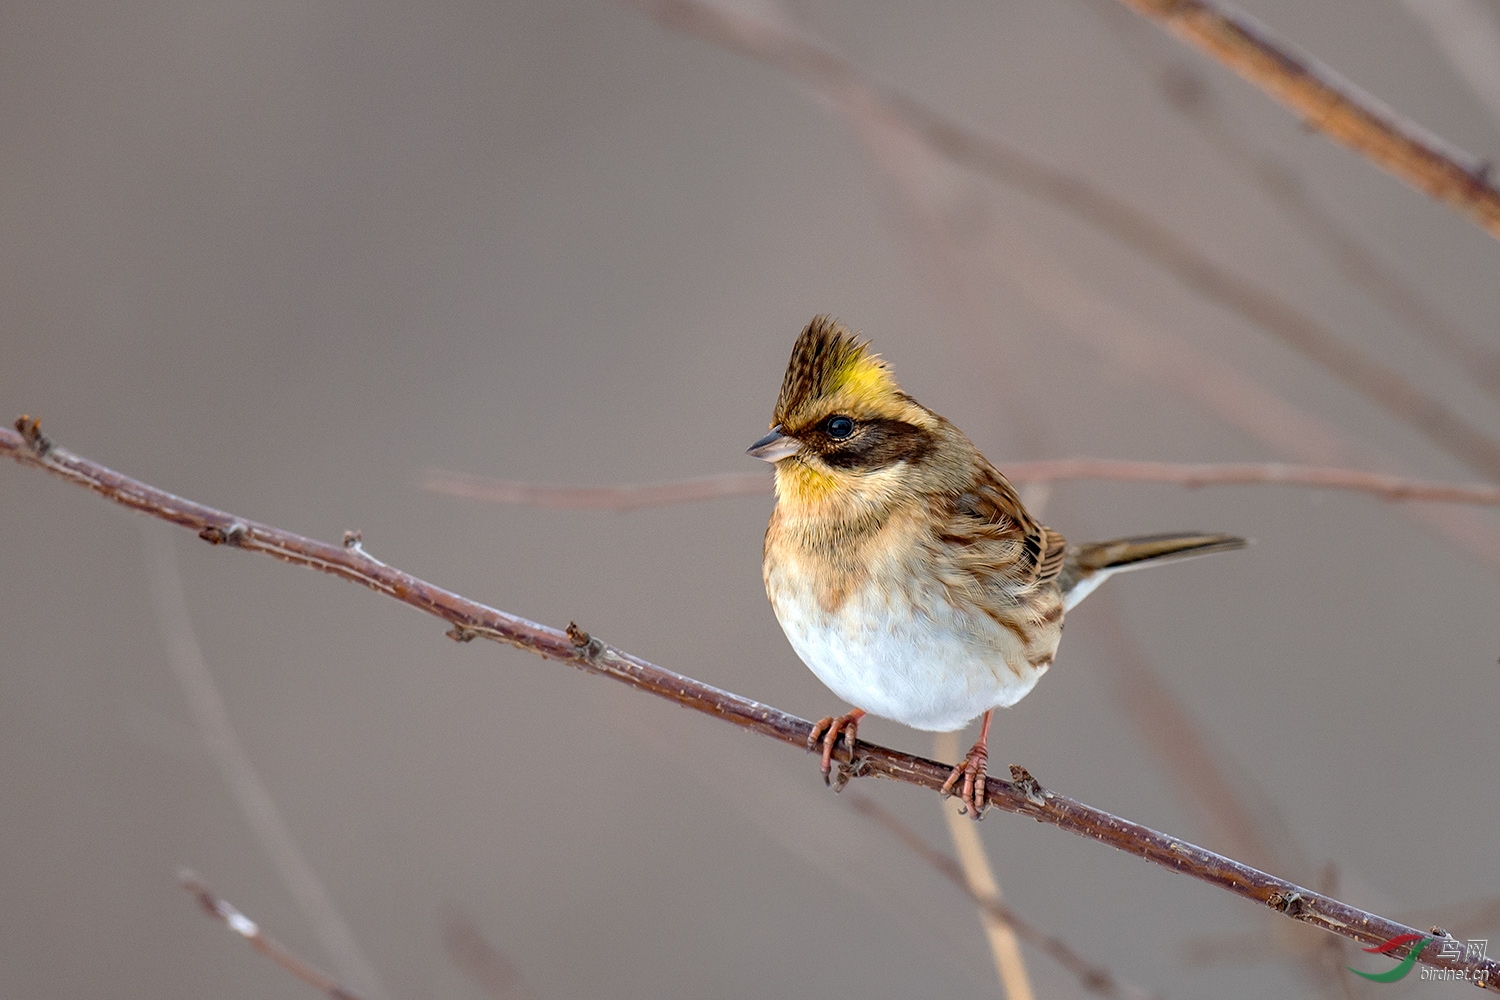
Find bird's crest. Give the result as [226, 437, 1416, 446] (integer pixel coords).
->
[772, 316, 898, 428]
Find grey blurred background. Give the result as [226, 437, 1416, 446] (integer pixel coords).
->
[3, 0, 1498, 996]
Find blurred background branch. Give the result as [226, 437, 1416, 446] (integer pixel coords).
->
[1074, 0, 1500, 402]
[930, 731, 1038, 1000]
[1109, 0, 1500, 239]
[423, 459, 1500, 510]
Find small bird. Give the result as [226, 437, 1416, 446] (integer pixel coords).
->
[751, 317, 1245, 818]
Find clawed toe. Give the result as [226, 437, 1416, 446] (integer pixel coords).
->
[808, 710, 865, 788]
[941, 742, 991, 819]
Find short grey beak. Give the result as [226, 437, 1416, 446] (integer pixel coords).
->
[747, 426, 801, 463]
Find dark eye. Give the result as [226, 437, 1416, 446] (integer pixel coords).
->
[825, 416, 855, 439]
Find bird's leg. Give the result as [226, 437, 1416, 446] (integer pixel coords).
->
[807, 709, 866, 787]
[941, 710, 993, 819]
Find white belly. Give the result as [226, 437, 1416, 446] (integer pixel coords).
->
[767, 568, 1046, 732]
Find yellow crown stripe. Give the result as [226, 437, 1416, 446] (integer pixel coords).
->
[830, 351, 896, 405]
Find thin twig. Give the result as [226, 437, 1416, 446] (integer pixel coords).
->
[852, 793, 1152, 999]
[933, 732, 1036, 1000]
[422, 459, 1500, 511]
[622, 0, 1500, 484]
[180, 871, 364, 1000]
[144, 524, 388, 1000]
[1109, 0, 1500, 241]
[6, 419, 1497, 989]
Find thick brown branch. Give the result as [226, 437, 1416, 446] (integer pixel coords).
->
[5, 419, 1496, 989]
[1111, 0, 1500, 240]
[421, 459, 1500, 511]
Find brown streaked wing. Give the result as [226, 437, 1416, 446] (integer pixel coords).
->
[1037, 526, 1068, 585]
[945, 462, 1062, 589]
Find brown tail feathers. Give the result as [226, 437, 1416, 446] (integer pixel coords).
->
[1059, 532, 1247, 611]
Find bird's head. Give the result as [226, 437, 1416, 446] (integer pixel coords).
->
[748, 317, 959, 513]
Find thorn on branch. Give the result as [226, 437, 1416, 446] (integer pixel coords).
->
[1009, 764, 1047, 806]
[1267, 890, 1307, 916]
[567, 622, 605, 659]
[198, 522, 247, 546]
[13, 415, 51, 456]
[829, 754, 870, 792]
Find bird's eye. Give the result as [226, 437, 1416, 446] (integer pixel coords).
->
[825, 416, 855, 439]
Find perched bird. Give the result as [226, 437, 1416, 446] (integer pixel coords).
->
[751, 317, 1245, 818]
